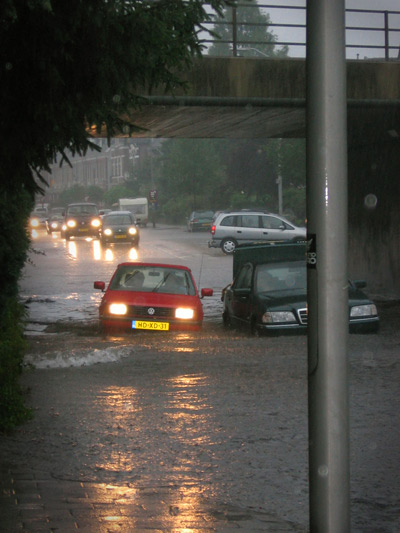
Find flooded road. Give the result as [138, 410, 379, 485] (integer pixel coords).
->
[2, 227, 399, 531]
[21, 225, 231, 366]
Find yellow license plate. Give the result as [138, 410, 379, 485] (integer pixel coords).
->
[78, 228, 89, 232]
[132, 320, 169, 331]
[115, 234, 127, 239]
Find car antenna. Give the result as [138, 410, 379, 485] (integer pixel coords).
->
[197, 254, 204, 288]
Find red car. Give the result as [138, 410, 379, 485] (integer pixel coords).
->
[94, 262, 213, 333]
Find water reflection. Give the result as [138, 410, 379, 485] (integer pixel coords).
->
[92, 376, 217, 530]
[67, 240, 77, 259]
[88, 481, 216, 531]
[92, 240, 139, 262]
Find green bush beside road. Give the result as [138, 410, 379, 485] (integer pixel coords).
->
[0, 189, 34, 432]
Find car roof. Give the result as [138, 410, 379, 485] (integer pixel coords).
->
[105, 210, 133, 216]
[67, 202, 97, 206]
[218, 209, 271, 215]
[117, 262, 191, 272]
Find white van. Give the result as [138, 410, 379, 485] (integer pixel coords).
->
[118, 198, 148, 226]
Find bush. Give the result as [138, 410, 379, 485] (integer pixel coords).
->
[0, 299, 32, 432]
[0, 188, 34, 432]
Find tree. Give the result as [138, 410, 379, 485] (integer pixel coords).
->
[0, 0, 229, 197]
[0, 0, 230, 430]
[103, 185, 135, 208]
[158, 139, 227, 221]
[208, 0, 288, 57]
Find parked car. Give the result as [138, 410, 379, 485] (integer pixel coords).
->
[222, 243, 379, 335]
[61, 203, 101, 241]
[187, 210, 214, 232]
[209, 210, 306, 254]
[99, 211, 139, 246]
[94, 262, 213, 333]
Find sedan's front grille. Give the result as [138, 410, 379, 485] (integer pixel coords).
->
[298, 308, 308, 325]
[129, 306, 175, 318]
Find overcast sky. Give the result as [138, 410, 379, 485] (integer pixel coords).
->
[253, 1, 400, 59]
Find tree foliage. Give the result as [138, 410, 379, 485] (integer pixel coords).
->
[208, 0, 288, 57]
[0, 0, 229, 196]
[0, 0, 230, 430]
[148, 138, 305, 223]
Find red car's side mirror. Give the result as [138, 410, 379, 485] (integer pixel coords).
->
[94, 281, 105, 291]
[201, 288, 213, 298]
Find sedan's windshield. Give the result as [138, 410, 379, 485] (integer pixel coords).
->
[109, 265, 196, 295]
[255, 261, 306, 292]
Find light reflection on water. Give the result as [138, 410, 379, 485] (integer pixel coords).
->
[91, 375, 216, 529]
[67, 240, 77, 259]
[92, 240, 139, 262]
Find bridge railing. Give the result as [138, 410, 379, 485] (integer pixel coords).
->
[202, 2, 400, 60]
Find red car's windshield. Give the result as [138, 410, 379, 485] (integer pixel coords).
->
[109, 265, 196, 295]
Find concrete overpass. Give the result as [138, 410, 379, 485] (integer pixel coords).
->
[116, 57, 399, 297]
[124, 57, 400, 142]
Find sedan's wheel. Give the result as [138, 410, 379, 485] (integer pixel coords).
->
[250, 317, 261, 337]
[221, 238, 237, 255]
[223, 310, 232, 329]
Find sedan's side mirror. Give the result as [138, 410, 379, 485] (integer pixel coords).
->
[201, 288, 213, 298]
[94, 281, 105, 291]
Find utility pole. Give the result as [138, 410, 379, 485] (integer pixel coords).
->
[306, 0, 350, 531]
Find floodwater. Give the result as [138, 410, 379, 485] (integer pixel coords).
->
[6, 227, 400, 531]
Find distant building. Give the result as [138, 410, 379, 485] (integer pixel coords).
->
[41, 139, 153, 204]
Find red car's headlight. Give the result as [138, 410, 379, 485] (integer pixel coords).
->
[175, 308, 194, 320]
[109, 303, 128, 315]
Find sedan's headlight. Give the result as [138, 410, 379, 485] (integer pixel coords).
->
[91, 218, 101, 228]
[175, 308, 194, 320]
[30, 218, 39, 227]
[67, 219, 77, 228]
[51, 222, 58, 229]
[350, 304, 377, 317]
[128, 227, 137, 235]
[109, 303, 128, 315]
[104, 228, 113, 236]
[262, 311, 296, 323]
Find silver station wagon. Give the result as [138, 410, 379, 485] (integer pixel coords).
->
[208, 210, 307, 254]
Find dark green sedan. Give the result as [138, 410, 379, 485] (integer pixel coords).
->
[222, 259, 379, 335]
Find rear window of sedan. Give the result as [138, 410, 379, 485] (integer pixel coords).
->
[103, 214, 134, 225]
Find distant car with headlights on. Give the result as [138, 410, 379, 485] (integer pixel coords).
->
[99, 211, 139, 246]
[29, 206, 48, 230]
[94, 262, 213, 333]
[61, 202, 101, 240]
[222, 242, 379, 335]
[46, 208, 65, 234]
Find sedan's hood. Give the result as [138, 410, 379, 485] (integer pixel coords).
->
[257, 287, 373, 309]
[258, 289, 307, 309]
